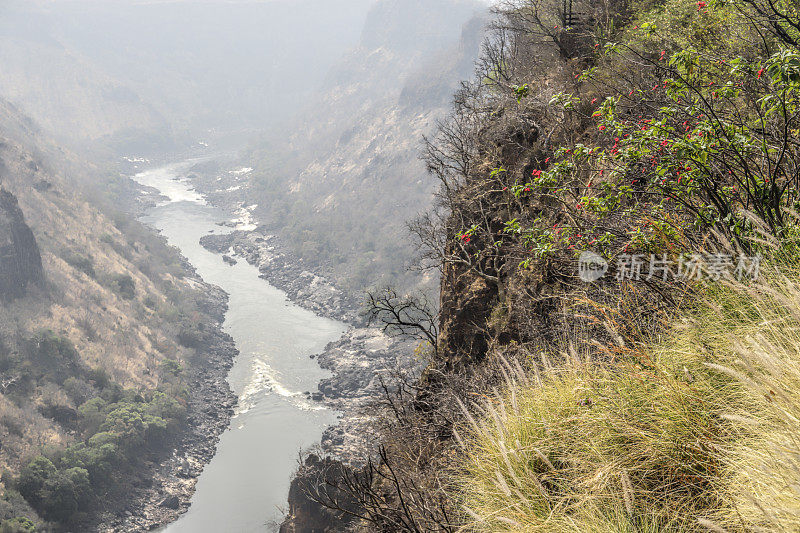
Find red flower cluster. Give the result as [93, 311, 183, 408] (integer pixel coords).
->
[532, 169, 542, 178]
[610, 137, 621, 155]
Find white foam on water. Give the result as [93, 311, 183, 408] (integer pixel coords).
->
[131, 163, 207, 205]
[234, 359, 324, 420]
[229, 167, 253, 176]
[230, 203, 258, 231]
[123, 156, 151, 164]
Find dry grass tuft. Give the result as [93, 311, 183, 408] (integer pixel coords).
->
[455, 253, 800, 531]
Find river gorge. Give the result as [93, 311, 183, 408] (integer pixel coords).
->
[132, 161, 346, 532]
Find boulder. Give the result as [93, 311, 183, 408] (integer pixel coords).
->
[159, 495, 180, 510]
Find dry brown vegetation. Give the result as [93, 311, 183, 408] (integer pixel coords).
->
[0, 102, 219, 528]
[289, 0, 800, 531]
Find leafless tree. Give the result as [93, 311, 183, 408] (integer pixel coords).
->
[365, 288, 438, 355]
[739, 0, 800, 48]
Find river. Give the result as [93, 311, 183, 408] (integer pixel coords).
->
[132, 160, 345, 532]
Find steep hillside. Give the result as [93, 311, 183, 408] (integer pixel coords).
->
[283, 0, 800, 530]
[201, 0, 488, 291]
[0, 101, 235, 531]
[0, 12, 171, 153]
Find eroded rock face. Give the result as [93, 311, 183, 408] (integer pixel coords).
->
[437, 257, 496, 370]
[279, 454, 362, 533]
[0, 188, 43, 300]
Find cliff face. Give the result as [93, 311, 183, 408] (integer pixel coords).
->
[0, 188, 43, 301]
[280, 455, 361, 533]
[437, 259, 495, 369]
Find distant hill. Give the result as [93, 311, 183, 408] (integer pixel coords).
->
[0, 0, 373, 153]
[235, 0, 488, 291]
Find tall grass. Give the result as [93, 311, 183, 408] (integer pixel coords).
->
[454, 254, 800, 531]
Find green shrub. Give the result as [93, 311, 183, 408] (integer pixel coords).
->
[108, 273, 136, 300]
[63, 254, 95, 279]
[99, 403, 169, 450]
[16, 387, 187, 524]
[86, 367, 110, 389]
[77, 397, 108, 435]
[16, 457, 56, 509]
[0, 517, 36, 533]
[38, 467, 91, 523]
[29, 332, 77, 363]
[159, 359, 183, 377]
[62, 377, 94, 406]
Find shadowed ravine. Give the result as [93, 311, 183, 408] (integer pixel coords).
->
[134, 162, 344, 533]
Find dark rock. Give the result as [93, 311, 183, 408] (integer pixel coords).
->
[37, 404, 79, 429]
[159, 495, 180, 510]
[0, 188, 44, 301]
[279, 455, 362, 533]
[32, 180, 51, 192]
[437, 263, 496, 368]
[199, 233, 235, 254]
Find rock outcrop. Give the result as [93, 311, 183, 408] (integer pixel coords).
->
[437, 259, 496, 370]
[279, 454, 362, 533]
[0, 188, 43, 300]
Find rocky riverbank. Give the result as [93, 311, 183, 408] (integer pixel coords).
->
[199, 230, 360, 324]
[199, 229, 420, 461]
[169, 160, 420, 528]
[90, 155, 407, 531]
[97, 278, 239, 533]
[94, 274, 238, 533]
[87, 170, 240, 532]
